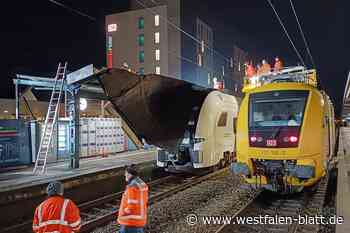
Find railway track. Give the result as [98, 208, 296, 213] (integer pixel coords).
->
[2, 168, 228, 233]
[215, 176, 329, 233]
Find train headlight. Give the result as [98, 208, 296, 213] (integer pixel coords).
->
[194, 138, 205, 143]
[289, 136, 298, 143]
[250, 136, 257, 142]
[283, 136, 298, 143]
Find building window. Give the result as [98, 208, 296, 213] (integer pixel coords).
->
[138, 34, 145, 46]
[155, 66, 160, 74]
[198, 54, 202, 67]
[139, 67, 145, 75]
[139, 51, 145, 63]
[155, 32, 160, 44]
[201, 40, 205, 53]
[139, 17, 144, 29]
[107, 24, 117, 32]
[155, 15, 160, 26]
[155, 49, 160, 61]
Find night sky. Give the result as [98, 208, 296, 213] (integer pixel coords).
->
[3, 0, 348, 115]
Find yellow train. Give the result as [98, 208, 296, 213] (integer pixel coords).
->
[231, 67, 336, 192]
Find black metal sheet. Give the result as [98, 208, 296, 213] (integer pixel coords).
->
[100, 69, 212, 152]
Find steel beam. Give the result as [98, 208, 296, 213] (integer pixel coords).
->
[15, 81, 19, 119]
[14, 77, 65, 89]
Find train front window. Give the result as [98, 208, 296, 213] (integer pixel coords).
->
[249, 91, 308, 128]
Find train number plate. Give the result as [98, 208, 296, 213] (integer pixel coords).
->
[266, 139, 277, 147]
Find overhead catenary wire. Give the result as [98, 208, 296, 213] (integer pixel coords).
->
[48, 0, 96, 21]
[289, 0, 316, 68]
[134, 0, 231, 64]
[266, 0, 306, 67]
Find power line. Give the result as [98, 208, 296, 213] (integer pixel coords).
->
[266, 0, 306, 67]
[289, 0, 316, 68]
[133, 0, 231, 64]
[48, 0, 96, 21]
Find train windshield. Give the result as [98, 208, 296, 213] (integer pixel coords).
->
[249, 90, 309, 128]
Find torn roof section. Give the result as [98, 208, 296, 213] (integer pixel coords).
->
[99, 68, 213, 152]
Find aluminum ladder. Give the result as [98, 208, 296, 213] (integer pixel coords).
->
[33, 62, 68, 174]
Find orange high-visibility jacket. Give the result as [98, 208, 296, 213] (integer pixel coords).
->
[259, 63, 271, 75]
[33, 196, 81, 233]
[118, 177, 149, 227]
[274, 60, 283, 71]
[246, 64, 256, 77]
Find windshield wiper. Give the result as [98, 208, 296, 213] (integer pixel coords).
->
[271, 126, 283, 139]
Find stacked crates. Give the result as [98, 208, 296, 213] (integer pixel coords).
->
[95, 118, 103, 156]
[116, 119, 124, 152]
[88, 118, 97, 155]
[35, 117, 128, 160]
[80, 117, 126, 158]
[79, 118, 89, 157]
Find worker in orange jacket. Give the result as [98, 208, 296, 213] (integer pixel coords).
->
[258, 59, 271, 75]
[274, 57, 283, 72]
[33, 181, 81, 233]
[245, 62, 256, 78]
[118, 165, 149, 233]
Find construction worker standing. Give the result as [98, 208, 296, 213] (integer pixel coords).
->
[259, 59, 272, 75]
[245, 62, 256, 78]
[274, 57, 283, 72]
[118, 165, 149, 233]
[33, 181, 81, 233]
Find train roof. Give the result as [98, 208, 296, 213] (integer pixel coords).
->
[243, 66, 318, 93]
[246, 82, 318, 94]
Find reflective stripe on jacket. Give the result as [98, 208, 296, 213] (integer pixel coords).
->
[118, 177, 149, 227]
[33, 196, 81, 233]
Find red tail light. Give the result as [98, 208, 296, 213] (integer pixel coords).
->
[289, 136, 298, 143]
[250, 136, 257, 142]
[283, 136, 298, 143]
[249, 127, 300, 148]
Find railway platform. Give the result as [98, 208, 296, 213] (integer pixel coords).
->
[336, 127, 350, 233]
[0, 149, 157, 232]
[0, 149, 156, 205]
[0, 149, 156, 192]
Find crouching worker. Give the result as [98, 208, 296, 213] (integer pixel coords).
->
[118, 165, 149, 233]
[33, 181, 81, 233]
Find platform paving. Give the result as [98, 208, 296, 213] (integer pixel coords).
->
[336, 127, 350, 233]
[0, 149, 156, 193]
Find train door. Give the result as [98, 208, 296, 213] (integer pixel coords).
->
[214, 111, 232, 165]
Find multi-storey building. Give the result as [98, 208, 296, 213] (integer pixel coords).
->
[105, 0, 214, 87]
[232, 45, 248, 94]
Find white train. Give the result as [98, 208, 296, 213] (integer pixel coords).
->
[99, 70, 240, 173]
[157, 91, 239, 173]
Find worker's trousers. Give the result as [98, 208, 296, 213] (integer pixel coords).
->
[120, 225, 144, 233]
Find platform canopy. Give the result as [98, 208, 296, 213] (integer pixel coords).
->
[99, 68, 213, 152]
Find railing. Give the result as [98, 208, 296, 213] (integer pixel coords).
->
[242, 66, 317, 92]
